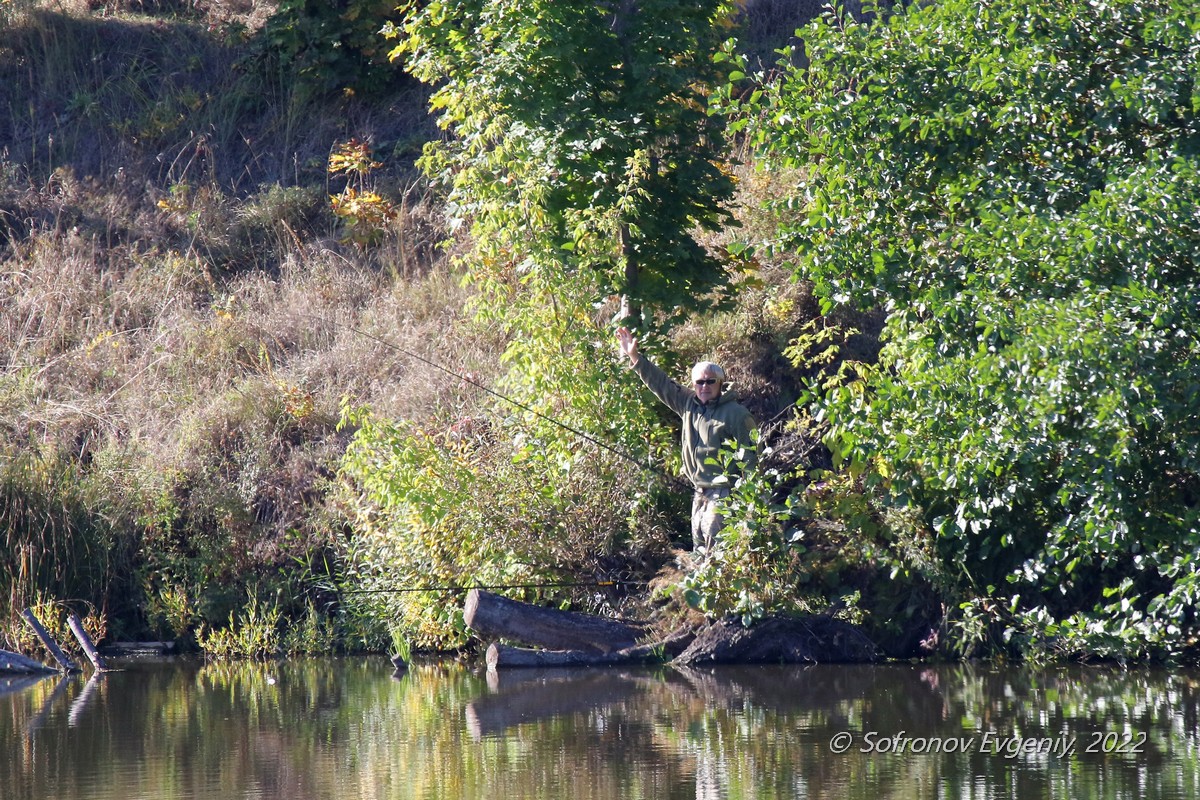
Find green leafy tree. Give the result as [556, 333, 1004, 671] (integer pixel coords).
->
[740, 0, 1200, 658]
[332, 3, 748, 643]
[389, 0, 739, 327]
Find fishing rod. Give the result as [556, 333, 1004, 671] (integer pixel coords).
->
[307, 313, 688, 487]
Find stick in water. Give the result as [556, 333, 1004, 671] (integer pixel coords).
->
[21, 608, 80, 673]
[67, 613, 110, 672]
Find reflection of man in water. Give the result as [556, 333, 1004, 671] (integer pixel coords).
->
[694, 748, 727, 800]
[616, 326, 757, 554]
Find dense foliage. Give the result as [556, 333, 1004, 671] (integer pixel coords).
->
[259, 0, 406, 96]
[737, 0, 1200, 658]
[390, 0, 739, 325]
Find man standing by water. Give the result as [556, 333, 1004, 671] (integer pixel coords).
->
[616, 326, 757, 555]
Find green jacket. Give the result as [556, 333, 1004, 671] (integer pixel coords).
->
[632, 355, 757, 489]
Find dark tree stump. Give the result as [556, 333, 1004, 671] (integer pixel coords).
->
[672, 615, 879, 665]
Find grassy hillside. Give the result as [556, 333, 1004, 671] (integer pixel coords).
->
[0, 0, 866, 657]
[0, 0, 504, 649]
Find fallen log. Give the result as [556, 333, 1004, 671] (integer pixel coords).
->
[485, 645, 584, 669]
[485, 635, 696, 670]
[465, 590, 877, 668]
[100, 641, 176, 657]
[464, 589, 646, 654]
[21, 608, 79, 673]
[0, 648, 57, 675]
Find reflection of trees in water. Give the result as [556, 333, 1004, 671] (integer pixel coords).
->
[3, 660, 1200, 799]
[930, 664, 1197, 795]
[465, 664, 1200, 800]
[465, 664, 956, 798]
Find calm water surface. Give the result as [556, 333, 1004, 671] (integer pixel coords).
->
[4, 657, 1199, 799]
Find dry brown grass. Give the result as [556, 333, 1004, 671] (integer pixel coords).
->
[0, 179, 497, 636]
[0, 0, 483, 639]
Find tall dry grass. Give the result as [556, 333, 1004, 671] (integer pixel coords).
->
[0, 0, 496, 647]
[0, 185, 497, 638]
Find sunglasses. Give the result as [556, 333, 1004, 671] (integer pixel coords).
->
[694, 379, 717, 386]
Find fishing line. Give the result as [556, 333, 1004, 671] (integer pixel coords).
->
[307, 313, 685, 485]
[298, 315, 694, 599]
[338, 579, 648, 595]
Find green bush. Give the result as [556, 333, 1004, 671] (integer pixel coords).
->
[736, 0, 1200, 659]
[337, 391, 676, 649]
[680, 443, 803, 623]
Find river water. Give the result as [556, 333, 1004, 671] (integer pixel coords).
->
[3, 657, 1198, 799]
